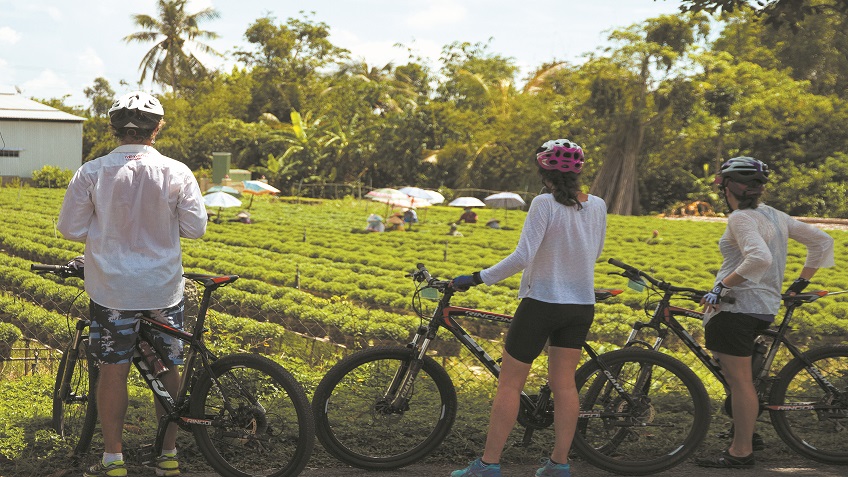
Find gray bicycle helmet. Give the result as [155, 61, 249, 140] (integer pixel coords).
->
[108, 91, 164, 129]
[717, 156, 770, 184]
[716, 156, 770, 205]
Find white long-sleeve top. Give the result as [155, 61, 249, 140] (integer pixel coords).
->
[57, 144, 207, 310]
[709, 205, 835, 320]
[479, 193, 607, 304]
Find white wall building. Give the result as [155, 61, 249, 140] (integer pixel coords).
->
[0, 92, 85, 179]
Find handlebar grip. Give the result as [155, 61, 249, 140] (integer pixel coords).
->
[607, 258, 633, 271]
[30, 264, 67, 272]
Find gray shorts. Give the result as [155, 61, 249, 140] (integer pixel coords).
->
[88, 299, 185, 366]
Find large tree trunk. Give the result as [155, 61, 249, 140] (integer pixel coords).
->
[589, 112, 645, 215]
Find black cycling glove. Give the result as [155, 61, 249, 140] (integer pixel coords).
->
[785, 277, 810, 295]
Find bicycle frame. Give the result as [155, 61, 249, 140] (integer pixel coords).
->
[398, 275, 635, 430]
[616, 263, 844, 411]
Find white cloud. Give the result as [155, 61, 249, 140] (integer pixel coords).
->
[405, 0, 467, 28]
[22, 70, 72, 97]
[77, 48, 105, 76]
[0, 27, 22, 45]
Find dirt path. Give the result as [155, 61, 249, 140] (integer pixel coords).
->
[182, 458, 847, 477]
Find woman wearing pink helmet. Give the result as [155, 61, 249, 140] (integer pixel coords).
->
[450, 139, 607, 477]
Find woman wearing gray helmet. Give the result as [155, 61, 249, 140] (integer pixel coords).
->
[695, 157, 834, 469]
[58, 91, 206, 477]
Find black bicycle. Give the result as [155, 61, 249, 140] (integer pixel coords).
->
[312, 263, 711, 475]
[35, 262, 315, 477]
[605, 258, 848, 465]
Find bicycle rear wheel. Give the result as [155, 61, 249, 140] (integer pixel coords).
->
[190, 353, 315, 477]
[573, 348, 711, 475]
[312, 346, 457, 470]
[769, 344, 848, 464]
[52, 338, 99, 457]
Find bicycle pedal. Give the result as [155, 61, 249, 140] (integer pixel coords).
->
[137, 444, 155, 466]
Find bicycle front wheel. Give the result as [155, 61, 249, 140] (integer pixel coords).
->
[189, 353, 315, 477]
[312, 346, 457, 470]
[573, 348, 711, 475]
[52, 338, 99, 457]
[769, 344, 848, 464]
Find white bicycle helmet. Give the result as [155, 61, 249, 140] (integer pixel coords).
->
[108, 91, 164, 129]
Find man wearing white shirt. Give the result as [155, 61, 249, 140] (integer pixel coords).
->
[58, 91, 207, 477]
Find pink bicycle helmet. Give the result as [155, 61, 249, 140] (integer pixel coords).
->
[536, 139, 584, 173]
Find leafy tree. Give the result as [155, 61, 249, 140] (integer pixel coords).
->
[235, 13, 349, 121]
[586, 13, 710, 215]
[124, 0, 221, 94]
[679, 0, 848, 29]
[83, 77, 115, 117]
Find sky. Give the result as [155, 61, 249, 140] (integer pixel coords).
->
[0, 0, 684, 108]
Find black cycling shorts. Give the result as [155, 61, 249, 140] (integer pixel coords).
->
[704, 311, 770, 357]
[504, 298, 594, 364]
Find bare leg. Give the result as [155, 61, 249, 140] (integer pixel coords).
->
[715, 352, 757, 456]
[481, 350, 532, 464]
[97, 362, 132, 454]
[155, 367, 181, 451]
[547, 346, 583, 464]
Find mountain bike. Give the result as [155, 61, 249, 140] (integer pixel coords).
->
[605, 258, 848, 465]
[312, 263, 711, 475]
[34, 262, 315, 477]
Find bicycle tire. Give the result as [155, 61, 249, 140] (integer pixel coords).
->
[769, 344, 848, 464]
[573, 348, 711, 475]
[312, 346, 457, 470]
[189, 353, 315, 477]
[52, 338, 99, 457]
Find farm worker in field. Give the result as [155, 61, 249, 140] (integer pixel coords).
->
[645, 229, 662, 244]
[458, 207, 478, 223]
[403, 207, 418, 230]
[486, 218, 501, 229]
[365, 213, 385, 232]
[447, 222, 463, 236]
[387, 213, 406, 231]
[57, 91, 207, 477]
[696, 157, 834, 469]
[449, 139, 606, 477]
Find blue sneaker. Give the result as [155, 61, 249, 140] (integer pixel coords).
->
[536, 458, 571, 477]
[451, 458, 501, 477]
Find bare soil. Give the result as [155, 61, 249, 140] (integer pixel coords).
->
[182, 458, 847, 477]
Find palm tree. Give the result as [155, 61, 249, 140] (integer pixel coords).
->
[124, 0, 221, 93]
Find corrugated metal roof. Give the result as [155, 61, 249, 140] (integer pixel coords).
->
[0, 93, 85, 122]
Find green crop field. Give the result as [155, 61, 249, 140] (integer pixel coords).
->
[1, 186, 847, 474]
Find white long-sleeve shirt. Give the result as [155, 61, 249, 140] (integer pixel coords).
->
[57, 144, 207, 310]
[709, 204, 835, 320]
[480, 193, 607, 304]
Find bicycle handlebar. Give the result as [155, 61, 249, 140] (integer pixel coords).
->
[31, 263, 83, 279]
[608, 258, 736, 304]
[413, 263, 624, 301]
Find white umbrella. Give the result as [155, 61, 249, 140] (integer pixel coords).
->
[399, 186, 433, 201]
[203, 191, 243, 222]
[448, 197, 486, 208]
[484, 192, 525, 209]
[484, 192, 526, 225]
[424, 190, 445, 205]
[203, 191, 242, 208]
[366, 188, 417, 215]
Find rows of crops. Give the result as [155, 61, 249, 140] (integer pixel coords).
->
[2, 187, 848, 472]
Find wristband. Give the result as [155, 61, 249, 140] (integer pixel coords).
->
[472, 271, 483, 285]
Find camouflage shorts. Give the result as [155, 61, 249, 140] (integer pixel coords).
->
[88, 299, 185, 366]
